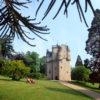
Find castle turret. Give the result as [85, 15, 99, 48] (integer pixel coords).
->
[46, 44, 71, 81]
[58, 45, 71, 81]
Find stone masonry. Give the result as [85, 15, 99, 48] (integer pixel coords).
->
[46, 44, 71, 81]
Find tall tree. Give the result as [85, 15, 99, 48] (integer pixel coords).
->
[24, 51, 40, 73]
[0, 0, 95, 46]
[40, 56, 46, 74]
[71, 66, 91, 82]
[75, 55, 83, 67]
[0, 0, 49, 46]
[0, 36, 14, 58]
[85, 9, 100, 88]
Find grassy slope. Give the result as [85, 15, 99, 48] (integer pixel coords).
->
[71, 80, 100, 93]
[0, 76, 93, 100]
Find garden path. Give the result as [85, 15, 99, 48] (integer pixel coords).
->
[60, 81, 100, 100]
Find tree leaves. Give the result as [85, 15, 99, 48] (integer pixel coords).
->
[0, 0, 49, 46]
[0, 0, 95, 46]
[0, 35, 14, 58]
[36, 0, 95, 27]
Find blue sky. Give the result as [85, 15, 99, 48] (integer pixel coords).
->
[13, 0, 100, 67]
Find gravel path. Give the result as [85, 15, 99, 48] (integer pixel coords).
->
[60, 81, 100, 100]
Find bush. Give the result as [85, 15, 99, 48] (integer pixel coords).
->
[27, 72, 47, 79]
[1, 60, 30, 81]
[0, 58, 6, 74]
[71, 66, 91, 82]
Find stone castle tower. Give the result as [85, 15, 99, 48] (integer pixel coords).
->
[46, 44, 71, 81]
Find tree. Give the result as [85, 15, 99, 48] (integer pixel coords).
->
[0, 0, 49, 46]
[0, 36, 14, 58]
[75, 55, 83, 67]
[23, 51, 47, 79]
[71, 66, 91, 82]
[85, 9, 100, 88]
[24, 51, 40, 73]
[0, 58, 5, 70]
[13, 53, 25, 60]
[40, 56, 46, 74]
[36, 0, 95, 27]
[0, 0, 95, 46]
[0, 60, 30, 81]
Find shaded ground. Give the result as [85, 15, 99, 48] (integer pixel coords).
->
[0, 76, 93, 100]
[71, 81, 100, 93]
[60, 81, 100, 100]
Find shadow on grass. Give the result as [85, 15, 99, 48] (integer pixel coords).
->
[71, 81, 100, 90]
[45, 87, 92, 98]
[0, 78, 12, 82]
[0, 77, 25, 83]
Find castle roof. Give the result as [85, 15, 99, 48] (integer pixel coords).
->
[46, 50, 52, 57]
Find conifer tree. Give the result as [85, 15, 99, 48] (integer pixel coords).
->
[0, 0, 95, 46]
[85, 9, 100, 88]
[0, 36, 14, 58]
[75, 55, 83, 67]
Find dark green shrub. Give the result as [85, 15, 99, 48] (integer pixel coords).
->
[71, 66, 91, 82]
[1, 60, 30, 81]
[27, 72, 47, 79]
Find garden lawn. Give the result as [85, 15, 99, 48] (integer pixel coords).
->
[71, 80, 100, 93]
[0, 76, 93, 100]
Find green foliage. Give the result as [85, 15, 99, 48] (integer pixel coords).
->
[27, 72, 47, 79]
[85, 10, 100, 85]
[40, 57, 46, 74]
[0, 58, 5, 66]
[21, 51, 47, 79]
[0, 36, 14, 58]
[1, 60, 30, 81]
[25, 51, 40, 73]
[0, 0, 95, 46]
[71, 66, 91, 82]
[0, 58, 6, 74]
[75, 55, 83, 67]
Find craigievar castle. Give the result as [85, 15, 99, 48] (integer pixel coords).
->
[46, 44, 71, 81]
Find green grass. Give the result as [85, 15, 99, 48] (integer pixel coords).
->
[0, 76, 93, 100]
[71, 80, 100, 93]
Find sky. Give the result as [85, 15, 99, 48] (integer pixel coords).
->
[13, 0, 100, 67]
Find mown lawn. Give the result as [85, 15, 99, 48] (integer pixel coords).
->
[71, 80, 100, 93]
[0, 76, 93, 100]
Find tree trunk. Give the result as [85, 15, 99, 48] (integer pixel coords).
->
[99, 83, 100, 89]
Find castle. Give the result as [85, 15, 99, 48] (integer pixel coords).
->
[46, 44, 71, 81]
